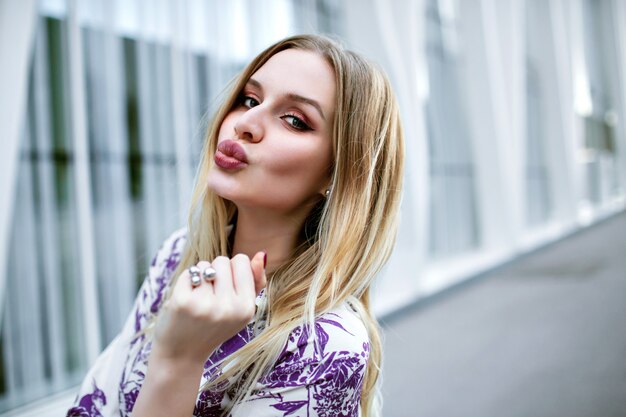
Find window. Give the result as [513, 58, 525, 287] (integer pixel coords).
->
[424, 0, 480, 257]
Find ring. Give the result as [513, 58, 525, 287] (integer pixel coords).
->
[202, 267, 217, 282]
[190, 273, 202, 287]
[188, 266, 202, 288]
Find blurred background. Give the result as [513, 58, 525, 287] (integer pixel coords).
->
[0, 0, 625, 416]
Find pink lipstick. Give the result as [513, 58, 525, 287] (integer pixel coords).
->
[215, 140, 248, 170]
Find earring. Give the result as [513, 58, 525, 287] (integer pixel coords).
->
[325, 189, 331, 198]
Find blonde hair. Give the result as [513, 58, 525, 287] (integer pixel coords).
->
[163, 34, 404, 416]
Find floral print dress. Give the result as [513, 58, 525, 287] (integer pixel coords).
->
[67, 229, 370, 417]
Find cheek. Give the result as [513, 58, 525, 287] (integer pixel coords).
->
[218, 112, 237, 138]
[262, 141, 332, 192]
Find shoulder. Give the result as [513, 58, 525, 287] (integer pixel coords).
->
[317, 302, 370, 358]
[256, 303, 369, 415]
[146, 227, 188, 293]
[316, 303, 371, 387]
[286, 302, 369, 361]
[149, 227, 188, 271]
[147, 227, 188, 287]
[133, 227, 188, 331]
[264, 302, 370, 387]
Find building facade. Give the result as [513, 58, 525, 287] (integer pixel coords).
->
[0, 0, 624, 415]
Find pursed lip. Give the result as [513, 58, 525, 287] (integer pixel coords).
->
[214, 140, 248, 170]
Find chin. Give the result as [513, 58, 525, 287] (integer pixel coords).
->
[207, 182, 233, 201]
[206, 172, 233, 200]
[208, 182, 255, 211]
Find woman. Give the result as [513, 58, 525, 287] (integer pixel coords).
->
[68, 34, 404, 417]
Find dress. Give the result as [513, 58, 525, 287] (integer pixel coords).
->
[67, 228, 370, 417]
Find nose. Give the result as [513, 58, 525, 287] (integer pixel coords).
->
[233, 106, 264, 143]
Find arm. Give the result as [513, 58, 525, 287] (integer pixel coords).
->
[127, 347, 209, 417]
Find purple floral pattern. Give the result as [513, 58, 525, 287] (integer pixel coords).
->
[67, 229, 370, 417]
[67, 381, 107, 416]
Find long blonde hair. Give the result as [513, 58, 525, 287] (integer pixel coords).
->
[164, 34, 404, 416]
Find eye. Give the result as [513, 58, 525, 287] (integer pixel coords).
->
[282, 114, 312, 131]
[241, 95, 259, 108]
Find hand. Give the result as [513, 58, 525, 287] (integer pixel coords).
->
[151, 251, 267, 366]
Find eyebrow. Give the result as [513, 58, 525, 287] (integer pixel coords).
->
[247, 78, 326, 121]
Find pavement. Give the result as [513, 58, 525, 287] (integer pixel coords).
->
[380, 211, 626, 417]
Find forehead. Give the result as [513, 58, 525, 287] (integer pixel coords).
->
[250, 49, 336, 115]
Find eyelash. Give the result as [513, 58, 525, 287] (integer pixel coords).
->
[241, 96, 259, 108]
[238, 95, 312, 132]
[282, 113, 312, 131]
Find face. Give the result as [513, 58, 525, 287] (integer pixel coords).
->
[207, 49, 336, 216]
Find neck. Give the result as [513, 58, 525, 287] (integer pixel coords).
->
[231, 206, 310, 272]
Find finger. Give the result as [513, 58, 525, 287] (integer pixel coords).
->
[230, 254, 256, 299]
[195, 260, 215, 296]
[211, 256, 234, 296]
[171, 266, 195, 303]
[250, 251, 267, 295]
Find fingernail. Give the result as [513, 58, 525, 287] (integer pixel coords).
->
[263, 252, 267, 268]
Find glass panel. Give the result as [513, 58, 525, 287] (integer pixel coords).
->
[424, 0, 480, 257]
[525, 0, 553, 227]
[579, 0, 621, 206]
[122, 36, 150, 290]
[135, 39, 179, 257]
[82, 25, 136, 345]
[316, 0, 344, 35]
[525, 63, 553, 226]
[189, 52, 210, 168]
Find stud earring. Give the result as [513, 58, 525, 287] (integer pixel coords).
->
[325, 189, 331, 198]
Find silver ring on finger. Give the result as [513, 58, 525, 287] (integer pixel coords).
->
[188, 266, 202, 288]
[202, 267, 217, 283]
[190, 274, 202, 287]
